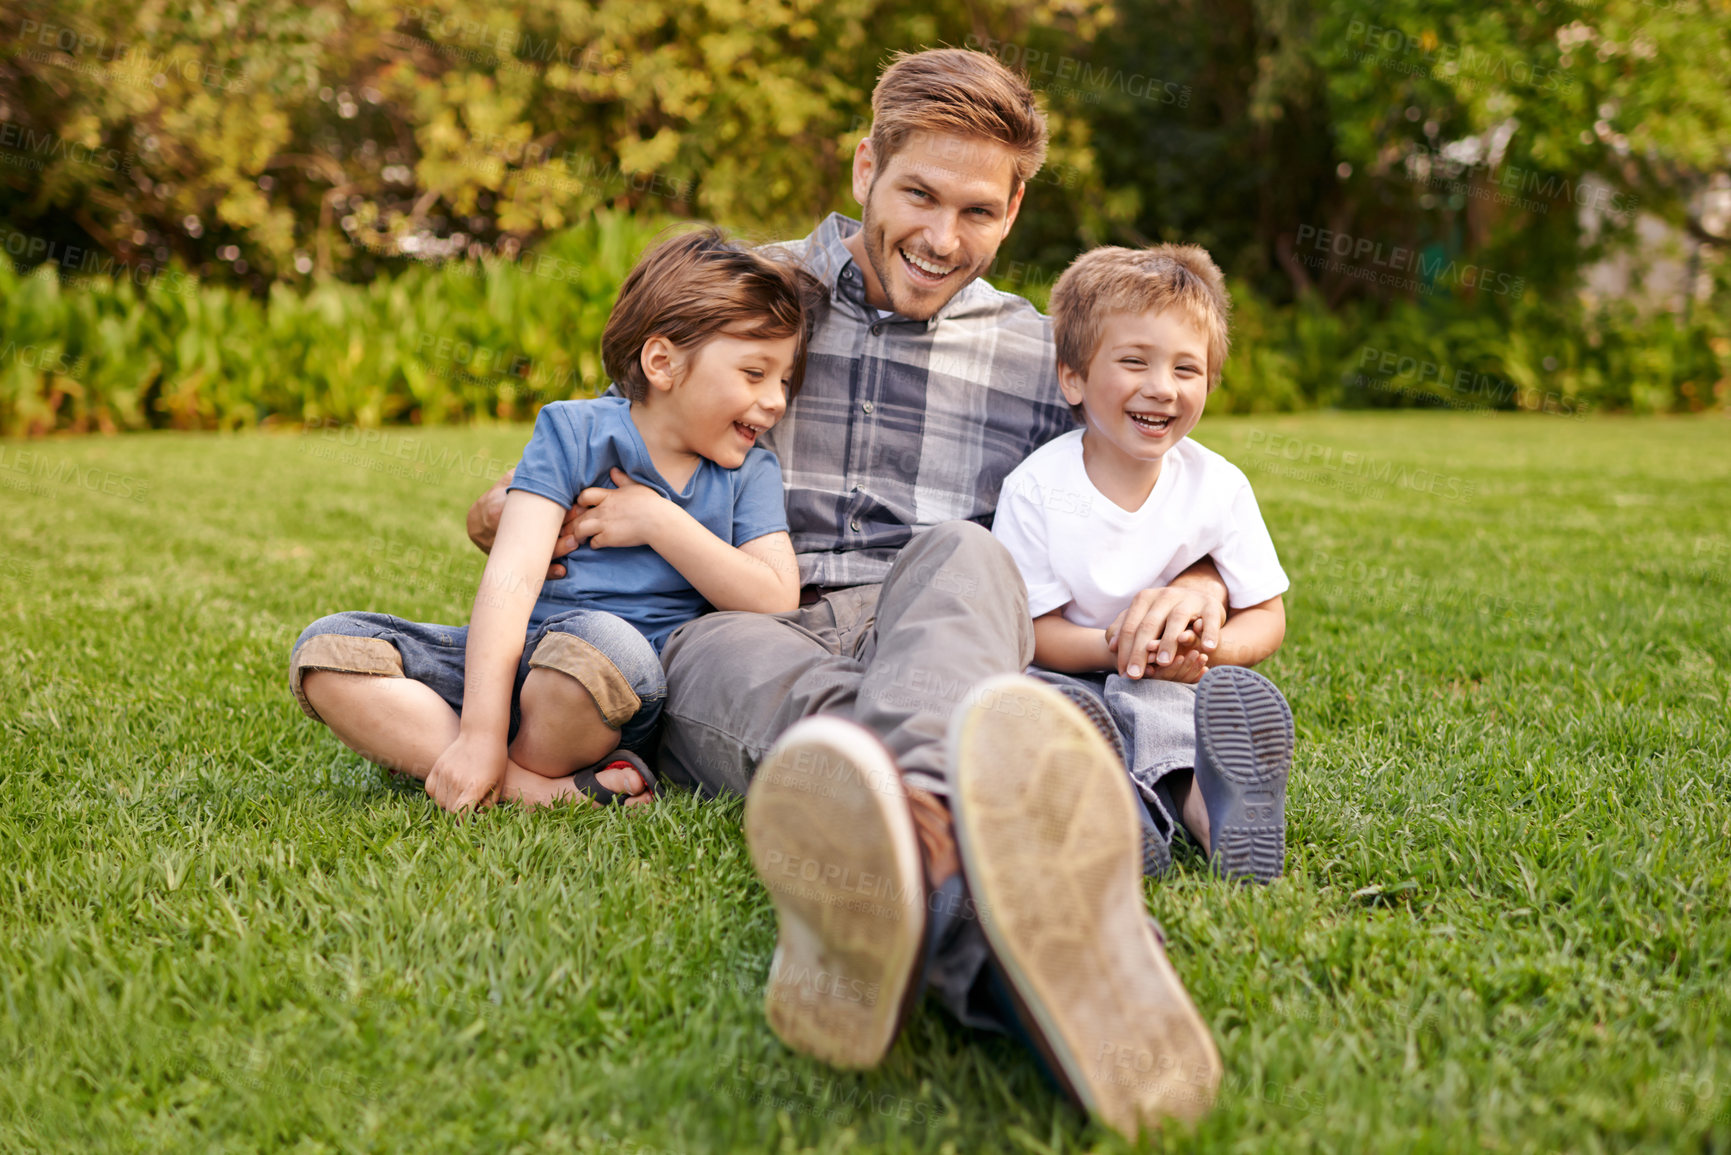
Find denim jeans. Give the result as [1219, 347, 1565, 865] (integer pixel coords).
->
[1030, 667, 1198, 847]
[289, 608, 666, 751]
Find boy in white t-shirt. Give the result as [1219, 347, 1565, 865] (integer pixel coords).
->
[991, 243, 1296, 883]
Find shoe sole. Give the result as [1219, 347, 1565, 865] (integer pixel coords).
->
[1043, 682, 1171, 878]
[949, 675, 1221, 1138]
[742, 717, 926, 1070]
[1194, 666, 1293, 884]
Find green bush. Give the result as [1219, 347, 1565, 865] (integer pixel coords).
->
[2, 207, 1724, 436]
[1213, 290, 1729, 418]
[0, 210, 665, 435]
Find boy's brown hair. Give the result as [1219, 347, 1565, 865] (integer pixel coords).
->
[1050, 245, 1232, 404]
[868, 48, 1048, 193]
[602, 228, 826, 402]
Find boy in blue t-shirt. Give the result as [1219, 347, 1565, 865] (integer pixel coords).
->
[290, 230, 821, 813]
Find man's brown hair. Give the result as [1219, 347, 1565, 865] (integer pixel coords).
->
[601, 228, 825, 403]
[1050, 245, 1232, 400]
[868, 48, 1048, 193]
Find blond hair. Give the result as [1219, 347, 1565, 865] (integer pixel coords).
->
[1050, 244, 1232, 392]
[868, 48, 1048, 193]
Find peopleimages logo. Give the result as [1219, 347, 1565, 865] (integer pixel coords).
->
[1344, 20, 1576, 94]
[0, 121, 131, 173]
[963, 35, 1192, 106]
[0, 227, 200, 296]
[1294, 225, 1526, 299]
[1355, 346, 1587, 418]
[1244, 429, 1479, 503]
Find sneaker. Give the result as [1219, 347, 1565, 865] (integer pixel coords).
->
[1046, 680, 1171, 878]
[742, 716, 927, 1069]
[1193, 666, 1293, 884]
[948, 675, 1222, 1138]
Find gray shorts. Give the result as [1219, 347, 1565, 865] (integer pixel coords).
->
[289, 608, 667, 751]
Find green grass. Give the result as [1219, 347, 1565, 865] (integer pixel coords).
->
[2, 412, 1728, 1154]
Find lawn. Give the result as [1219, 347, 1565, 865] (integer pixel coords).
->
[1, 412, 1727, 1154]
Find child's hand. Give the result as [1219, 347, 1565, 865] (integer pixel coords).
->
[1143, 647, 1208, 683]
[573, 469, 674, 550]
[425, 733, 506, 813]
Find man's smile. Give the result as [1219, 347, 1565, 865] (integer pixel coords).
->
[900, 247, 961, 285]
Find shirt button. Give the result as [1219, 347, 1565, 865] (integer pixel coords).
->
[862, 401, 874, 414]
[870, 324, 883, 336]
[850, 519, 861, 531]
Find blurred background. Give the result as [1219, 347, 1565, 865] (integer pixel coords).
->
[1, 0, 1726, 435]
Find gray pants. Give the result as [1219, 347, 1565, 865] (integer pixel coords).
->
[657, 520, 1032, 1031]
[1031, 669, 1198, 837]
[657, 521, 1033, 801]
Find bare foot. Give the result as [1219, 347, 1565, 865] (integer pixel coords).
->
[499, 760, 654, 809]
[589, 762, 655, 809]
[1176, 770, 1211, 854]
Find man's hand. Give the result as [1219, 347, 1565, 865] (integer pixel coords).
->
[468, 466, 581, 579]
[1105, 584, 1228, 678]
[467, 468, 513, 554]
[573, 469, 674, 550]
[424, 732, 505, 814]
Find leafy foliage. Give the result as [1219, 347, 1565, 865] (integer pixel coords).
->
[0, 210, 663, 434]
[0, 0, 1727, 429]
[0, 0, 1106, 286]
[1213, 289, 1731, 415]
[1, 208, 1723, 435]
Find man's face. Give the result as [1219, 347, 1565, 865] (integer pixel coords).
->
[847, 131, 1025, 321]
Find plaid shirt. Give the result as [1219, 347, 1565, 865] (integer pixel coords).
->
[766, 214, 1076, 588]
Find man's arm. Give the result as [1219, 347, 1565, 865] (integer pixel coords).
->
[1209, 595, 1285, 668]
[468, 467, 580, 579]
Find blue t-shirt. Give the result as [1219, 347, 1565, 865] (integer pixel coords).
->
[508, 395, 789, 650]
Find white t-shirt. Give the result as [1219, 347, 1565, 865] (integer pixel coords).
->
[992, 430, 1289, 629]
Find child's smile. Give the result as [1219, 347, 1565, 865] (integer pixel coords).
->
[634, 331, 796, 486]
[1058, 308, 1211, 508]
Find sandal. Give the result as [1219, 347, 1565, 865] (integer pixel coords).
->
[570, 748, 658, 807]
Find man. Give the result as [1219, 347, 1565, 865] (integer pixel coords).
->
[469, 48, 1248, 1138]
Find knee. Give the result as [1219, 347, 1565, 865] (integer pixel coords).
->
[896, 522, 1026, 616]
[297, 667, 336, 713]
[915, 521, 1018, 579]
[515, 669, 619, 766]
[519, 666, 607, 726]
[913, 519, 997, 559]
[528, 623, 659, 731]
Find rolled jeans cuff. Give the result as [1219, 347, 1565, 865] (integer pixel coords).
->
[528, 631, 642, 730]
[289, 634, 404, 723]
